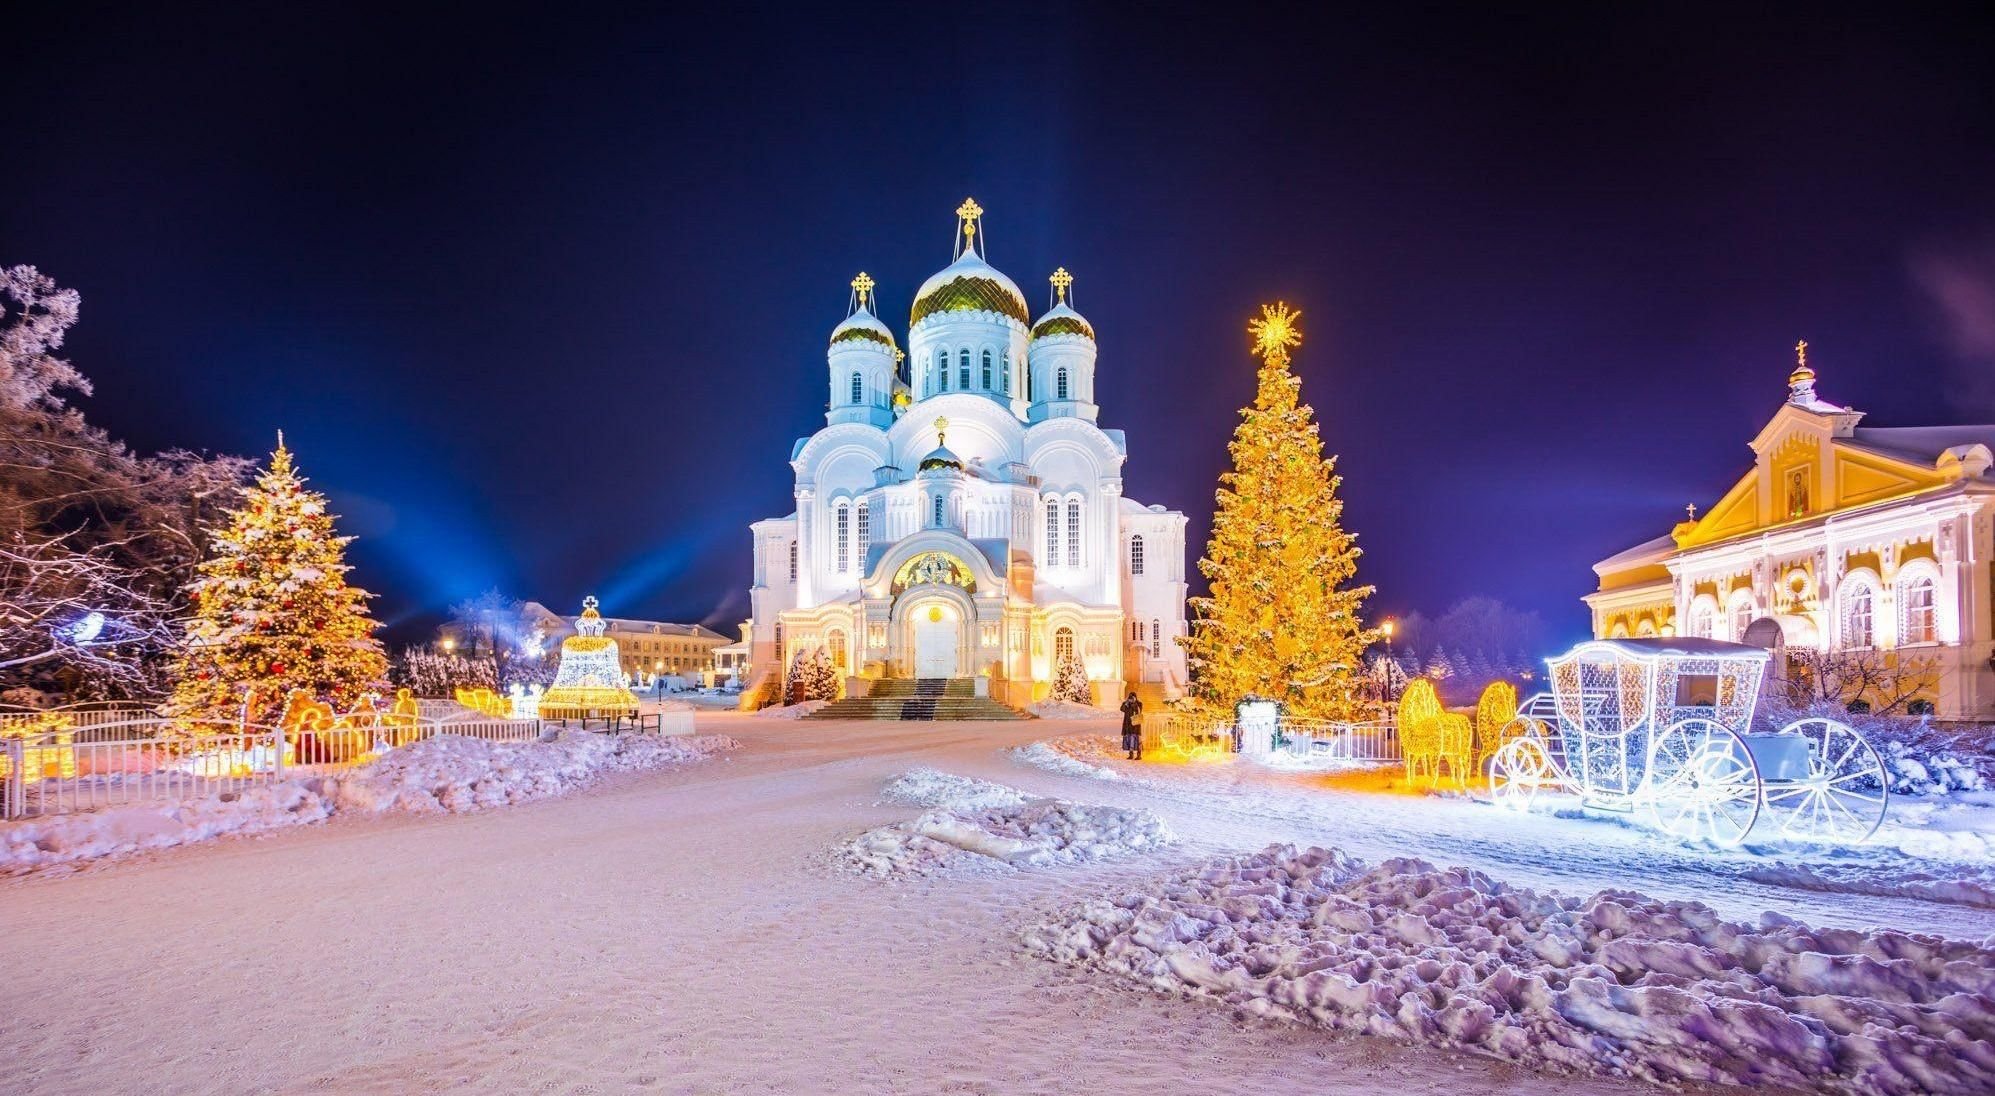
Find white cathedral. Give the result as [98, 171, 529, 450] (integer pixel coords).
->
[745, 200, 1190, 707]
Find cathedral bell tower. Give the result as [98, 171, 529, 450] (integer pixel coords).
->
[826, 271, 899, 428]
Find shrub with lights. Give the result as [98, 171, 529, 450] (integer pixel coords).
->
[1051, 651, 1092, 705]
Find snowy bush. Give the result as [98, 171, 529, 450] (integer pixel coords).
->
[1026, 843, 1995, 1095]
[1050, 653, 1091, 705]
[1757, 700, 1989, 795]
[786, 646, 839, 703]
[390, 648, 497, 697]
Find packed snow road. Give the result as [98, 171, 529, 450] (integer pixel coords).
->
[0, 713, 1983, 1094]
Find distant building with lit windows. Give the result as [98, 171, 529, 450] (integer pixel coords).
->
[1586, 345, 1994, 720]
[746, 200, 1190, 706]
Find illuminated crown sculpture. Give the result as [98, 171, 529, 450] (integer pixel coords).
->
[537, 596, 640, 720]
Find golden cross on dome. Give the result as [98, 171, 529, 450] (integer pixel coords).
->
[582, 595, 600, 613]
[1686, 503, 1698, 521]
[1795, 340, 1808, 371]
[956, 197, 983, 242]
[851, 271, 874, 308]
[895, 348, 905, 363]
[934, 416, 949, 446]
[1248, 301, 1303, 363]
[1050, 267, 1073, 303]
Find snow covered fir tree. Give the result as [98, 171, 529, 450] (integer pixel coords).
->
[1180, 303, 1378, 721]
[166, 436, 386, 721]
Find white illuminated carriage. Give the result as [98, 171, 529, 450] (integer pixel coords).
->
[1489, 638, 1889, 847]
[746, 200, 1190, 705]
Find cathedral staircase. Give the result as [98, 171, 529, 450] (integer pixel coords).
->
[805, 678, 1029, 721]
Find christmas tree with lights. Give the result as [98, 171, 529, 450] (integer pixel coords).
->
[1181, 303, 1377, 721]
[168, 435, 387, 721]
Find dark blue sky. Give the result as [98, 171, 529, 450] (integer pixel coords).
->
[10, 7, 1994, 646]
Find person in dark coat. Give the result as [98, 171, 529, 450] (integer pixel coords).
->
[1120, 692, 1144, 760]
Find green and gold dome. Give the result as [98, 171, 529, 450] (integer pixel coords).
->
[830, 272, 898, 349]
[909, 198, 1030, 327]
[1030, 267, 1094, 341]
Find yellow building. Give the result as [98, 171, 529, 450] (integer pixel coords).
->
[1586, 345, 1994, 720]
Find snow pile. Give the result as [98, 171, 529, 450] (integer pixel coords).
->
[753, 700, 829, 720]
[0, 782, 333, 875]
[1882, 740, 1986, 796]
[333, 729, 739, 815]
[841, 773, 1172, 879]
[1025, 843, 1995, 1095]
[1011, 740, 1123, 781]
[1, 731, 740, 875]
[1028, 700, 1115, 721]
[880, 768, 1029, 810]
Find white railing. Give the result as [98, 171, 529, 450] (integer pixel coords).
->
[1, 713, 545, 820]
[1275, 719, 1401, 762]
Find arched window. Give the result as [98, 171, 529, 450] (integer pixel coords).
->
[1841, 576, 1876, 649]
[1065, 499, 1082, 568]
[1044, 497, 1060, 564]
[1908, 698, 1935, 716]
[932, 351, 945, 395]
[1635, 618, 1657, 637]
[1000, 350, 1011, 396]
[933, 495, 945, 527]
[1687, 598, 1716, 640]
[1054, 626, 1075, 663]
[958, 348, 971, 390]
[1130, 621, 1141, 643]
[855, 503, 870, 571]
[828, 630, 848, 673]
[1609, 621, 1630, 639]
[1056, 367, 1070, 400]
[939, 356, 950, 391]
[981, 349, 993, 389]
[1150, 620, 1161, 657]
[1727, 592, 1755, 642]
[850, 372, 863, 404]
[1129, 535, 1145, 576]
[835, 503, 850, 573]
[1897, 570, 1937, 645]
[788, 540, 797, 583]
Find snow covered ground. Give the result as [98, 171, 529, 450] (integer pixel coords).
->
[1, 728, 738, 875]
[1026, 843, 1993, 1095]
[1019, 733, 1995, 927]
[1, 711, 1987, 1094]
[841, 769, 1173, 878]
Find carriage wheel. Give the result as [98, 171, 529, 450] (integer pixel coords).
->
[1646, 718, 1761, 847]
[1488, 737, 1556, 811]
[1760, 717, 1889, 845]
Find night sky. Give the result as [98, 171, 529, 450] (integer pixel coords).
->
[10, 7, 1994, 647]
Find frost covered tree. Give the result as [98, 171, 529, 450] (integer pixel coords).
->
[1182, 303, 1377, 721]
[1, 264, 249, 697]
[787, 646, 839, 703]
[167, 438, 386, 720]
[1051, 652, 1092, 705]
[391, 648, 497, 697]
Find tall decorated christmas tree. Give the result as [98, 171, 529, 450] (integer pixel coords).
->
[1181, 303, 1378, 721]
[168, 435, 387, 721]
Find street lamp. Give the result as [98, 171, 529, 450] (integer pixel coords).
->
[1380, 618, 1398, 703]
[441, 636, 456, 655]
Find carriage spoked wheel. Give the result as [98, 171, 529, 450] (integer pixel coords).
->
[1759, 717, 1890, 845]
[1488, 736, 1556, 811]
[1646, 718, 1761, 848]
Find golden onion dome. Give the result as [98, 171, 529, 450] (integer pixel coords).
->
[829, 307, 897, 350]
[910, 251, 1030, 327]
[1031, 301, 1095, 341]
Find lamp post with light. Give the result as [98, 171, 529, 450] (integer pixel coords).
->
[1381, 619, 1398, 703]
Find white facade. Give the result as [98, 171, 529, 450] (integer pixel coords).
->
[746, 203, 1189, 704]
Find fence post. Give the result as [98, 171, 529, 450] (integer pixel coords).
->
[270, 726, 285, 779]
[3, 737, 22, 819]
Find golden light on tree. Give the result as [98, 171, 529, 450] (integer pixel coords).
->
[1181, 301, 1376, 721]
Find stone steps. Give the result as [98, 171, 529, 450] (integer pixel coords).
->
[806, 678, 1029, 721]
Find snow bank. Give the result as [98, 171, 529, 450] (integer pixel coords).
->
[1, 730, 740, 875]
[332, 729, 739, 815]
[752, 700, 828, 720]
[879, 768, 1030, 811]
[0, 782, 332, 875]
[1028, 700, 1116, 721]
[1011, 740, 1123, 781]
[1025, 843, 1995, 1095]
[1761, 703, 1989, 796]
[841, 771, 1173, 879]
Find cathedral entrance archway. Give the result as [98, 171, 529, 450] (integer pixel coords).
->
[911, 602, 961, 678]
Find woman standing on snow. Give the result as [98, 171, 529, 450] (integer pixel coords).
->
[1121, 692, 1144, 760]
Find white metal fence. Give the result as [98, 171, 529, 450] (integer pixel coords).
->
[1, 713, 544, 820]
[1273, 719, 1402, 762]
